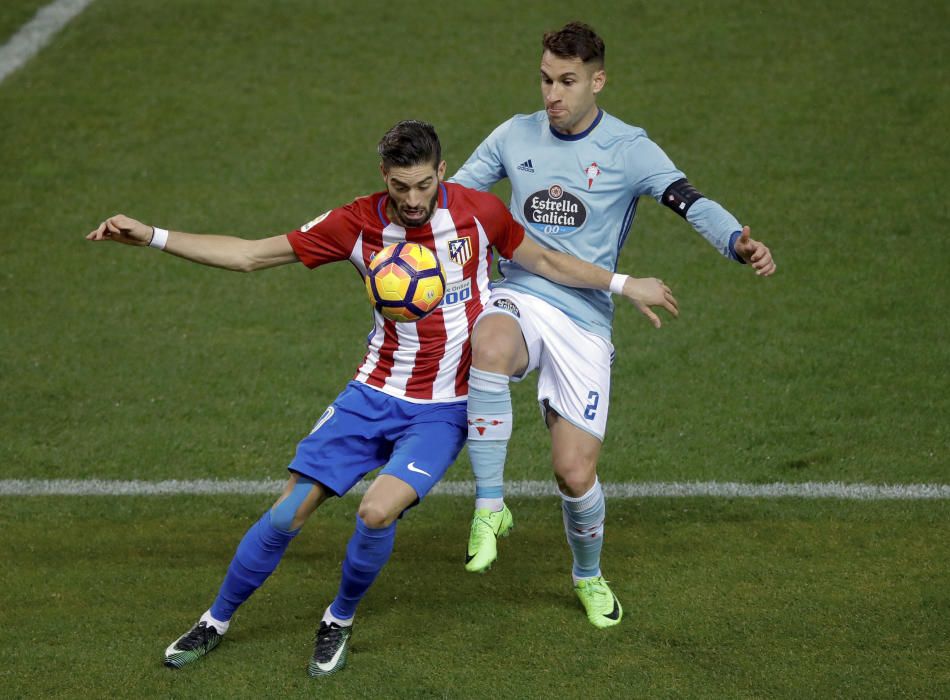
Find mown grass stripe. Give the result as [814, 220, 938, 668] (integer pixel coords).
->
[1, 479, 948, 500]
[0, 0, 96, 83]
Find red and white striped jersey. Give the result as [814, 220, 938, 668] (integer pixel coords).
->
[287, 182, 525, 402]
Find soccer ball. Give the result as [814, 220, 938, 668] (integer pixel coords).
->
[365, 241, 445, 322]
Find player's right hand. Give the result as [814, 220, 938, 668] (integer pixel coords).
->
[623, 277, 679, 328]
[87, 214, 153, 246]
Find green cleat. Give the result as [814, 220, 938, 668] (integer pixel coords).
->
[464, 505, 514, 573]
[574, 576, 623, 628]
[163, 620, 223, 669]
[308, 621, 352, 677]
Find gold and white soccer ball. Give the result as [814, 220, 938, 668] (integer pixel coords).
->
[365, 241, 446, 322]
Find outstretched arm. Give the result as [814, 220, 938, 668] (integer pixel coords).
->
[86, 214, 299, 272]
[510, 236, 678, 328]
[627, 138, 777, 276]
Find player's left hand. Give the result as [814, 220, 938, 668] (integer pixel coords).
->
[86, 214, 153, 246]
[734, 226, 776, 276]
[622, 277, 679, 328]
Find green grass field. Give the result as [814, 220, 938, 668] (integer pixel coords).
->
[2, 496, 948, 698]
[1, 0, 948, 697]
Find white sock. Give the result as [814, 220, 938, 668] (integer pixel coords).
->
[475, 497, 505, 512]
[322, 606, 354, 628]
[200, 610, 230, 635]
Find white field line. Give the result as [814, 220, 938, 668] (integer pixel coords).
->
[1, 479, 949, 500]
[0, 0, 96, 84]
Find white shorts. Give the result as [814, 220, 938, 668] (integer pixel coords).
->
[477, 289, 614, 440]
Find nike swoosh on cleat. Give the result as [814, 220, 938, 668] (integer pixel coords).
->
[465, 552, 476, 564]
[605, 597, 621, 620]
[406, 461, 432, 477]
[313, 640, 347, 673]
[164, 637, 197, 657]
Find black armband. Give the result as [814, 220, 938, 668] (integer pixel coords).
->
[661, 178, 704, 218]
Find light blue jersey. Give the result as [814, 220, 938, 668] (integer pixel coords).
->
[451, 109, 743, 339]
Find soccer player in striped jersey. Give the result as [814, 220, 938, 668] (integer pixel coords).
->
[451, 22, 776, 628]
[87, 120, 677, 676]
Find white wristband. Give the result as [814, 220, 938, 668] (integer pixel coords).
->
[609, 273, 629, 295]
[149, 226, 169, 250]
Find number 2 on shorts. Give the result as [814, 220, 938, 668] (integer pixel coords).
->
[584, 391, 599, 420]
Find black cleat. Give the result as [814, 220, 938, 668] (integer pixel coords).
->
[308, 621, 353, 677]
[164, 620, 223, 669]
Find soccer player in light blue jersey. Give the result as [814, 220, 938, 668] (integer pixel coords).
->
[451, 21, 776, 628]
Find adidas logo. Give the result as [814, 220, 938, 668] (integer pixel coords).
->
[517, 159, 534, 173]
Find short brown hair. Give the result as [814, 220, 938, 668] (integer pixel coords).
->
[542, 21, 605, 66]
[377, 120, 442, 170]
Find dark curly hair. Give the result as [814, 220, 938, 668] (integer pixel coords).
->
[377, 120, 442, 170]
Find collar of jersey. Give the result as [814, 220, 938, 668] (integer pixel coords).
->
[549, 108, 603, 141]
[377, 183, 449, 227]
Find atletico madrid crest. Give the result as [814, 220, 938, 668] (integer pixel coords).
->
[448, 236, 472, 266]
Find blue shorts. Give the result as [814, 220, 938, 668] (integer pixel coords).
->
[288, 381, 467, 501]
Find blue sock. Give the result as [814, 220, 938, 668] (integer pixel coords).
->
[210, 511, 298, 621]
[467, 367, 512, 500]
[561, 480, 606, 579]
[330, 516, 397, 620]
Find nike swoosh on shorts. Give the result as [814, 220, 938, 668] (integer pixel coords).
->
[406, 462, 432, 477]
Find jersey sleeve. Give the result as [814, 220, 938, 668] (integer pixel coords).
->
[685, 199, 744, 261]
[474, 190, 525, 258]
[448, 119, 513, 191]
[285, 203, 362, 269]
[626, 135, 743, 261]
[624, 135, 686, 199]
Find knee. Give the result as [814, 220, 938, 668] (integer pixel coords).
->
[554, 458, 598, 497]
[471, 322, 524, 376]
[357, 499, 398, 529]
[270, 479, 321, 531]
[471, 337, 515, 373]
